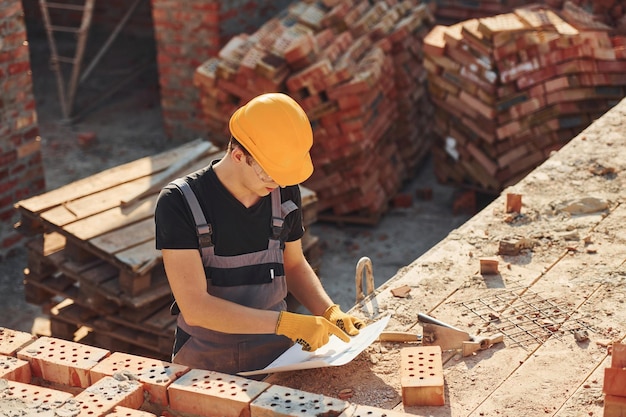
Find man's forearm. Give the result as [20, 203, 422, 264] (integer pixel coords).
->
[182, 293, 280, 334]
[285, 260, 334, 315]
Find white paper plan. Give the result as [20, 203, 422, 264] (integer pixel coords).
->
[239, 314, 391, 376]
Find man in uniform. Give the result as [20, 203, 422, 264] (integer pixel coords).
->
[155, 92, 364, 374]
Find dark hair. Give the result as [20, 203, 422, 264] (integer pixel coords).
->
[228, 136, 251, 155]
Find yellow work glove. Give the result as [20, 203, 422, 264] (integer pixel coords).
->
[323, 304, 365, 336]
[275, 311, 350, 351]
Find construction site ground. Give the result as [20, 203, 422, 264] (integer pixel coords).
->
[2, 27, 625, 417]
[265, 99, 626, 416]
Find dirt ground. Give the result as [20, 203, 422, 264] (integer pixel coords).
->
[0, 29, 474, 336]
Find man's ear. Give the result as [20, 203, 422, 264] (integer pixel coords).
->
[231, 146, 246, 163]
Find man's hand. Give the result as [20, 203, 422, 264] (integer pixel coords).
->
[323, 304, 365, 336]
[275, 311, 350, 351]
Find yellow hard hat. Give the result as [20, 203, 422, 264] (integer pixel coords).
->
[229, 93, 314, 187]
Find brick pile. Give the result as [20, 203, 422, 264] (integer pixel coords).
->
[150, 0, 293, 141]
[0, 327, 411, 417]
[424, 2, 626, 192]
[0, 0, 45, 258]
[195, 0, 436, 221]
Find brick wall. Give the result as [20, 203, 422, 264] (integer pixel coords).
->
[150, 0, 294, 142]
[0, 0, 44, 258]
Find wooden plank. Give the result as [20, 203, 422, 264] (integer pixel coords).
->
[142, 304, 177, 333]
[16, 139, 213, 214]
[61, 199, 155, 241]
[39, 180, 161, 227]
[119, 297, 170, 324]
[89, 218, 155, 255]
[113, 240, 160, 275]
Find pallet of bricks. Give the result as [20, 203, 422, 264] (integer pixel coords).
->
[195, 0, 436, 225]
[423, 1, 626, 193]
[14, 139, 322, 361]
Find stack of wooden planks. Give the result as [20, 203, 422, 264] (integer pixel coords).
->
[195, 0, 436, 224]
[424, 2, 626, 193]
[14, 139, 322, 360]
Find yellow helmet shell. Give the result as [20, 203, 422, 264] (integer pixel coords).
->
[229, 93, 314, 186]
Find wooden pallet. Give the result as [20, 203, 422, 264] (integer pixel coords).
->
[49, 299, 174, 361]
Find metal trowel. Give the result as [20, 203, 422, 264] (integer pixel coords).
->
[419, 312, 503, 356]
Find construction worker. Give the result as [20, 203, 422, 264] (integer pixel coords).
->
[154, 92, 364, 375]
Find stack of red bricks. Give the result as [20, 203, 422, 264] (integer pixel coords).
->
[0, 327, 410, 417]
[194, 0, 435, 222]
[424, 2, 626, 192]
[604, 343, 626, 417]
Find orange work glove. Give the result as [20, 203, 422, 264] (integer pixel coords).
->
[275, 311, 350, 351]
[323, 304, 365, 336]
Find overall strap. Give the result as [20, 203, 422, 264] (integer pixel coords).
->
[271, 188, 298, 239]
[170, 178, 214, 265]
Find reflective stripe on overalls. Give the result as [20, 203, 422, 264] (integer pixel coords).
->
[169, 178, 296, 375]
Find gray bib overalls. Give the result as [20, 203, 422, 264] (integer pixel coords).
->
[169, 178, 296, 374]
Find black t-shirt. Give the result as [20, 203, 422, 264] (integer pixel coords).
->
[154, 162, 304, 256]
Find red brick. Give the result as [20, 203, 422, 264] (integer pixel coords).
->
[423, 25, 447, 57]
[251, 385, 350, 417]
[613, 342, 626, 368]
[604, 395, 626, 417]
[596, 60, 626, 73]
[392, 193, 413, 208]
[54, 375, 144, 416]
[17, 336, 110, 388]
[459, 90, 495, 120]
[0, 354, 31, 383]
[0, 327, 36, 356]
[467, 143, 497, 177]
[452, 190, 476, 215]
[168, 368, 270, 417]
[480, 258, 500, 275]
[401, 345, 445, 406]
[506, 193, 522, 213]
[604, 367, 626, 396]
[90, 351, 189, 406]
[0, 379, 73, 412]
[8, 61, 30, 75]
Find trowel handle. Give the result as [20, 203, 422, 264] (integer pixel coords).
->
[417, 313, 464, 333]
